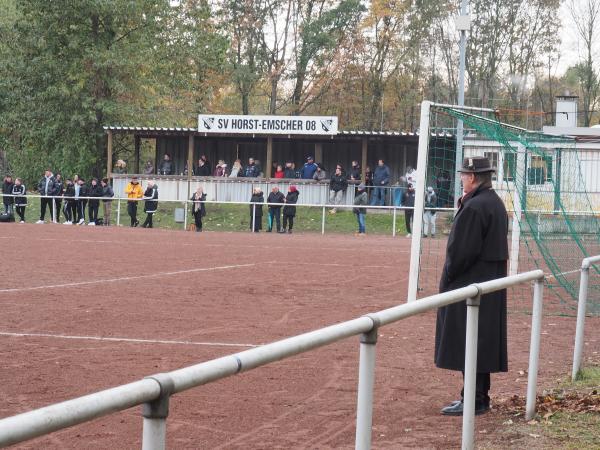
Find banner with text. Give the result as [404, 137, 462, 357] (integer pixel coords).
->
[198, 114, 338, 135]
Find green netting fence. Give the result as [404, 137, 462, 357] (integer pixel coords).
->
[416, 104, 600, 316]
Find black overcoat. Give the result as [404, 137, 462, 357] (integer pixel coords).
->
[435, 183, 509, 373]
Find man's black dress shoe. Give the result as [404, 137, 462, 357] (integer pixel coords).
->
[440, 400, 490, 416]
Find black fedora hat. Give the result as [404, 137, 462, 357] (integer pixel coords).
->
[457, 156, 496, 173]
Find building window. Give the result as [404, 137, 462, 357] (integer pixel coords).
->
[504, 152, 516, 181]
[528, 155, 553, 185]
[484, 151, 499, 180]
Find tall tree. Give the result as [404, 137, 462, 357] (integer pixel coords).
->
[568, 0, 600, 126]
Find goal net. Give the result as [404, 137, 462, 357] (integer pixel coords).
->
[409, 102, 600, 315]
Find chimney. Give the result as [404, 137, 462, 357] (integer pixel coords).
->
[555, 95, 578, 127]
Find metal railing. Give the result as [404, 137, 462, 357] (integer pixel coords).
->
[572, 255, 600, 381]
[0, 270, 545, 450]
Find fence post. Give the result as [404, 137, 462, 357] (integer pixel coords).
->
[321, 206, 326, 235]
[392, 207, 397, 237]
[142, 374, 174, 450]
[525, 278, 544, 420]
[183, 200, 188, 231]
[355, 316, 379, 450]
[52, 197, 57, 223]
[572, 262, 589, 381]
[116, 199, 121, 226]
[252, 203, 256, 232]
[461, 293, 480, 450]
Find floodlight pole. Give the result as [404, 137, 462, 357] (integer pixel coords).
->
[454, 0, 470, 208]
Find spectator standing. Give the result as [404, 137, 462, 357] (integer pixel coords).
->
[62, 179, 76, 224]
[36, 170, 56, 224]
[393, 176, 408, 207]
[402, 183, 416, 237]
[12, 178, 27, 223]
[230, 159, 243, 177]
[436, 170, 452, 207]
[125, 176, 143, 227]
[77, 178, 89, 225]
[141, 181, 158, 228]
[312, 163, 327, 181]
[158, 154, 173, 175]
[365, 165, 373, 198]
[113, 160, 127, 174]
[101, 178, 114, 226]
[405, 166, 417, 186]
[424, 186, 437, 238]
[435, 156, 508, 416]
[329, 165, 347, 213]
[249, 188, 264, 232]
[143, 160, 154, 175]
[194, 158, 211, 176]
[370, 159, 390, 206]
[243, 157, 260, 177]
[300, 156, 318, 179]
[282, 185, 299, 233]
[274, 164, 285, 178]
[87, 178, 102, 225]
[2, 175, 14, 215]
[54, 174, 64, 222]
[200, 154, 211, 170]
[190, 186, 207, 232]
[353, 183, 368, 236]
[283, 161, 296, 178]
[348, 161, 361, 181]
[267, 186, 285, 232]
[214, 160, 228, 177]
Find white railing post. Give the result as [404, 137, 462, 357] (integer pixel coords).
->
[461, 294, 480, 450]
[355, 316, 379, 450]
[116, 198, 121, 226]
[572, 260, 590, 381]
[52, 197, 57, 223]
[252, 203, 256, 232]
[392, 207, 397, 237]
[525, 278, 544, 420]
[321, 206, 326, 235]
[142, 375, 173, 450]
[183, 200, 188, 231]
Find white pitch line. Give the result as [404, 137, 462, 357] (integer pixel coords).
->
[0, 262, 259, 294]
[0, 331, 258, 348]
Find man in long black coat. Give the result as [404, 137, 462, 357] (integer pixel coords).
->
[435, 156, 509, 416]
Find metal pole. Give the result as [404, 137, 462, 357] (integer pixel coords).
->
[252, 203, 256, 232]
[461, 294, 480, 450]
[572, 265, 589, 381]
[392, 207, 397, 237]
[525, 279, 544, 421]
[355, 317, 379, 450]
[116, 199, 121, 226]
[183, 200, 188, 231]
[321, 206, 326, 235]
[141, 374, 173, 450]
[142, 418, 166, 450]
[52, 198, 57, 223]
[407, 101, 432, 301]
[454, 0, 469, 209]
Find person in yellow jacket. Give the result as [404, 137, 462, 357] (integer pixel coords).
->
[125, 176, 144, 227]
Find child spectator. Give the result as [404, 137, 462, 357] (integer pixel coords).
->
[190, 186, 207, 232]
[2, 175, 14, 215]
[141, 181, 158, 228]
[101, 178, 114, 226]
[282, 185, 299, 234]
[125, 176, 143, 227]
[353, 183, 368, 236]
[274, 164, 285, 178]
[12, 178, 26, 223]
[87, 178, 103, 225]
[249, 187, 264, 232]
[267, 186, 285, 232]
[62, 179, 76, 224]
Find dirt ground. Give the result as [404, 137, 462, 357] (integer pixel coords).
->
[0, 223, 598, 449]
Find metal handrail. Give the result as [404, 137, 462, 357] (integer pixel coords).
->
[0, 270, 545, 450]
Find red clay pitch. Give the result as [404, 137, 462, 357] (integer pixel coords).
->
[0, 224, 598, 449]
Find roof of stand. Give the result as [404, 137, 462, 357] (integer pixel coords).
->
[103, 126, 453, 138]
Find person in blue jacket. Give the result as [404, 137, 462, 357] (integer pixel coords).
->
[300, 156, 318, 179]
[370, 159, 390, 206]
